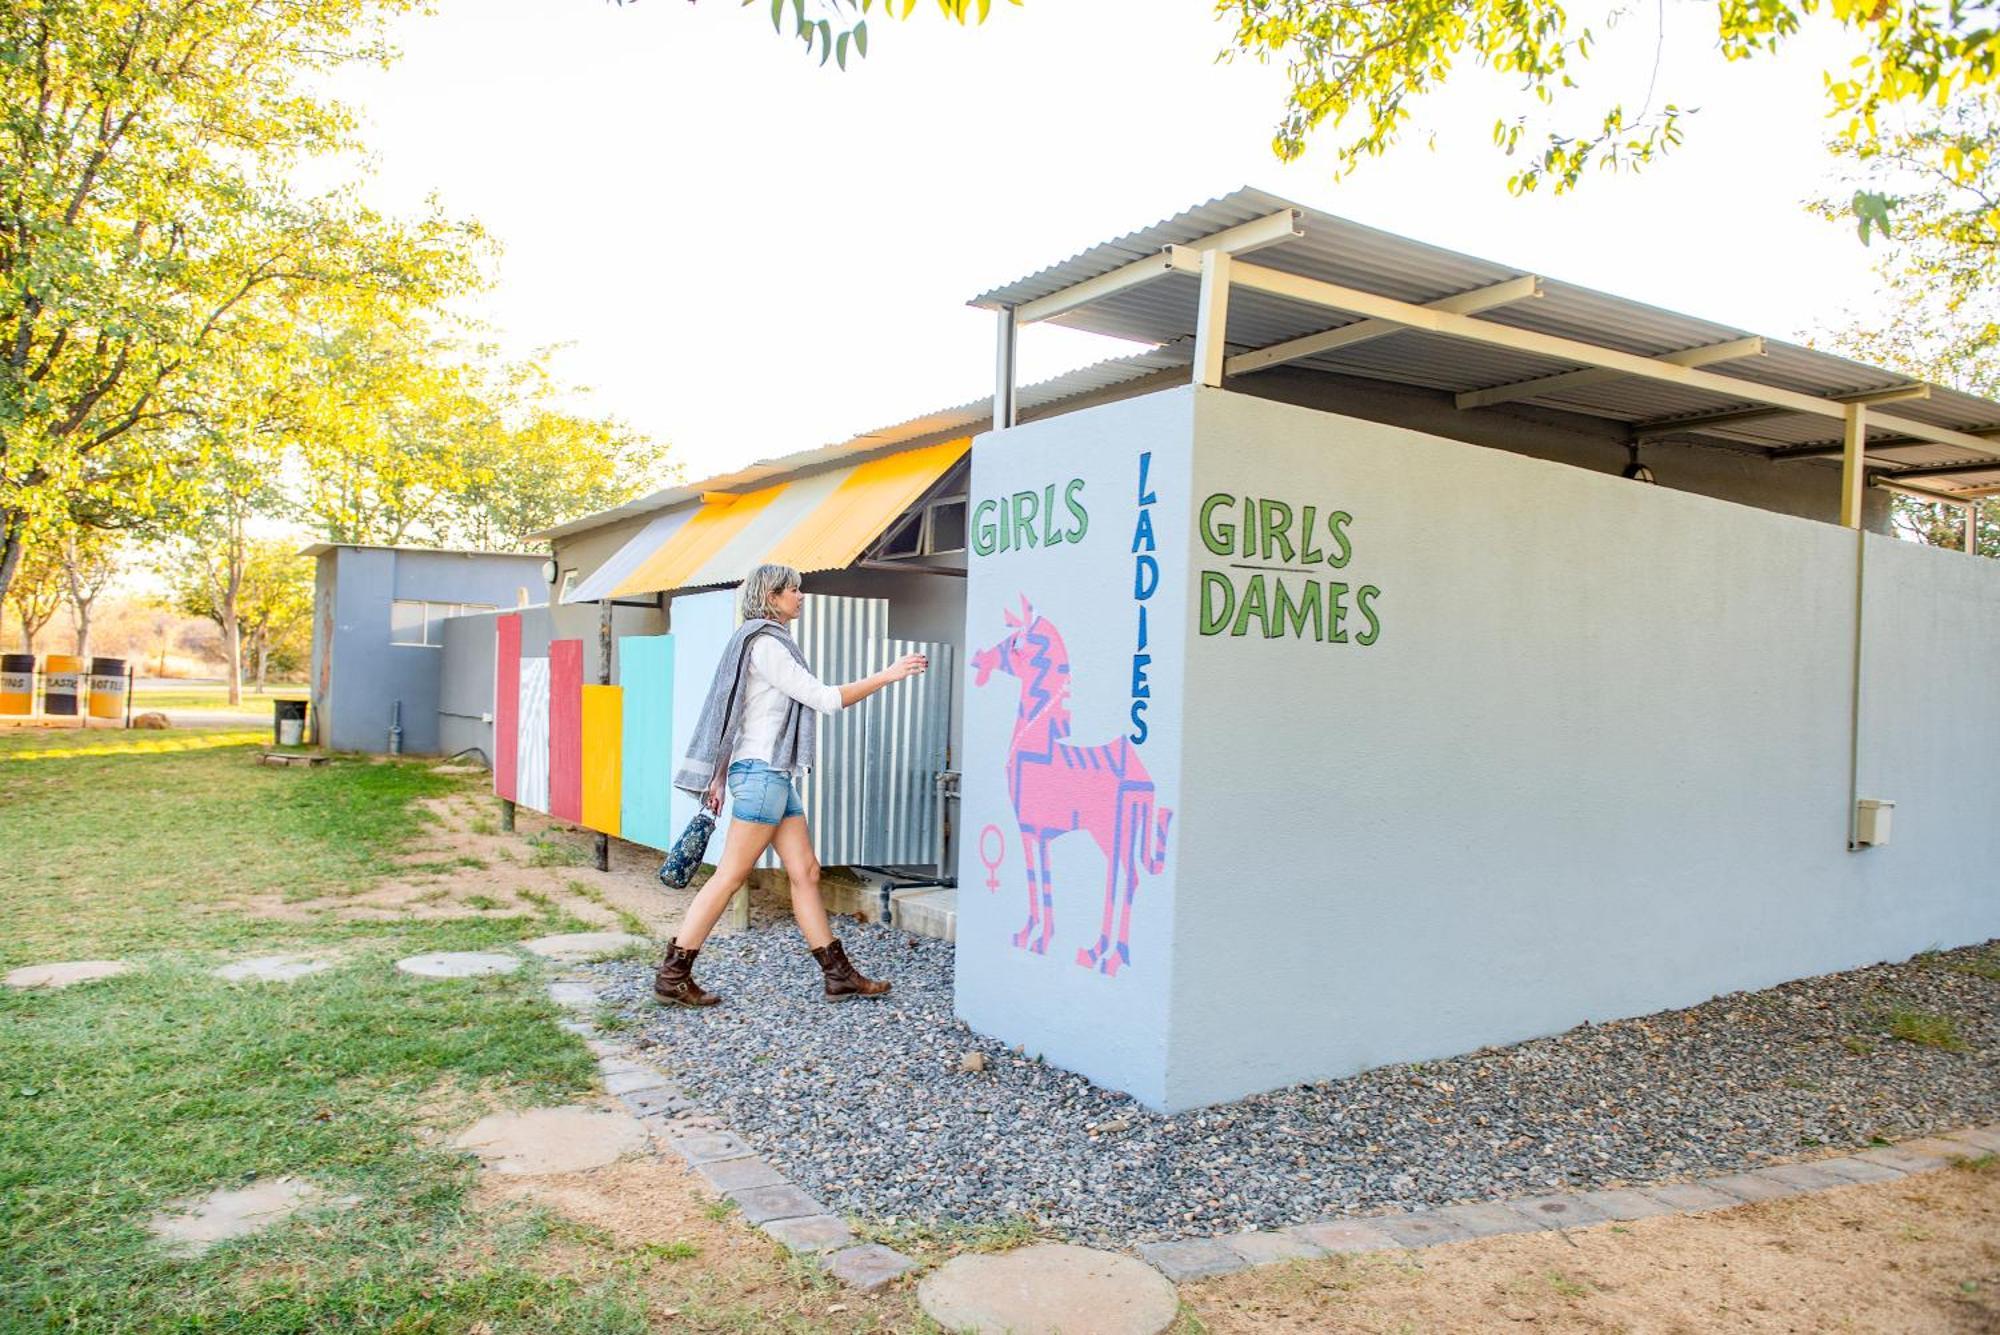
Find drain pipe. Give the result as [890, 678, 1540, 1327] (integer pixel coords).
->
[857, 771, 961, 926]
[1845, 524, 1866, 851]
[388, 699, 403, 756]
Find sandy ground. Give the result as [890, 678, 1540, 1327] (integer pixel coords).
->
[1185, 1164, 2000, 1334]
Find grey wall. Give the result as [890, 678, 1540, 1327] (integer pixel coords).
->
[1233, 366, 1893, 532]
[311, 547, 546, 755]
[1164, 387, 1998, 1109]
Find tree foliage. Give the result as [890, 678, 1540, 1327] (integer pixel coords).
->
[1215, 0, 1999, 213]
[3, 521, 63, 654]
[0, 0, 481, 609]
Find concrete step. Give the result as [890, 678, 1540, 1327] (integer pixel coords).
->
[891, 886, 956, 942]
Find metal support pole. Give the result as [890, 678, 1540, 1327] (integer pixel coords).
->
[1965, 500, 1979, 554]
[993, 308, 1018, 430]
[1838, 403, 1868, 529]
[500, 797, 516, 833]
[124, 664, 133, 729]
[1846, 523, 1867, 851]
[594, 598, 612, 873]
[1195, 249, 1233, 388]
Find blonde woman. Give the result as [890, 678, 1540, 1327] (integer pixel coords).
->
[655, 563, 927, 1007]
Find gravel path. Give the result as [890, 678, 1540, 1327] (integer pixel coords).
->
[590, 930, 1999, 1246]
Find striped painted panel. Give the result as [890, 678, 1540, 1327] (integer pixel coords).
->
[667, 590, 741, 856]
[792, 593, 888, 867]
[618, 634, 676, 849]
[677, 468, 852, 590]
[517, 657, 550, 813]
[548, 640, 584, 824]
[494, 614, 522, 800]
[566, 508, 694, 604]
[580, 684, 622, 836]
[867, 639, 954, 866]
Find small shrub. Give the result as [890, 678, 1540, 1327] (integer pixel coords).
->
[1883, 1009, 1967, 1052]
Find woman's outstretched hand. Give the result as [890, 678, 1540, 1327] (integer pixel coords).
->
[887, 653, 929, 682]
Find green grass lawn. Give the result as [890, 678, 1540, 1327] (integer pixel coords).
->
[0, 730, 654, 1332]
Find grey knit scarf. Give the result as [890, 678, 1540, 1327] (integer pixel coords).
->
[672, 618, 818, 796]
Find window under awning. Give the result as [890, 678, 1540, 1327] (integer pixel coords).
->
[590, 436, 970, 600]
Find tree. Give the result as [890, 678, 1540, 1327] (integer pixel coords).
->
[59, 526, 120, 660]
[0, 1, 480, 613]
[4, 528, 63, 655]
[1215, 0, 1998, 221]
[235, 541, 314, 693]
[1813, 97, 1997, 558]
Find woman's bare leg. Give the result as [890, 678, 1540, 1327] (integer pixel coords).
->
[771, 815, 833, 950]
[672, 817, 779, 950]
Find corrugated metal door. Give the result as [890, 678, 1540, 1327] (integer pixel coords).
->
[791, 594, 888, 866]
[867, 639, 954, 866]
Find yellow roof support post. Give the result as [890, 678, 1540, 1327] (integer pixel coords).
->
[1840, 403, 1869, 530]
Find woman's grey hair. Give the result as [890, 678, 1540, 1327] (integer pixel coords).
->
[740, 563, 802, 621]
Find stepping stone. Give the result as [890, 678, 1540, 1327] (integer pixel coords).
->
[1577, 1188, 1678, 1221]
[147, 1176, 349, 1258]
[600, 1064, 670, 1097]
[1134, 1237, 1246, 1282]
[1853, 1144, 1953, 1174]
[728, 1182, 827, 1225]
[664, 1129, 751, 1166]
[921, 1244, 1179, 1334]
[1642, 1182, 1744, 1212]
[1285, 1218, 1404, 1253]
[763, 1213, 854, 1254]
[1222, 1229, 1324, 1266]
[5, 960, 132, 990]
[1941, 1127, 2000, 1154]
[449, 1106, 647, 1174]
[825, 1243, 917, 1293]
[1507, 1194, 1610, 1229]
[1704, 1172, 1802, 1204]
[696, 1156, 787, 1192]
[1754, 1162, 1852, 1192]
[546, 981, 599, 1011]
[1373, 1211, 1472, 1247]
[1815, 1156, 1906, 1185]
[519, 932, 652, 962]
[1436, 1200, 1544, 1238]
[396, 951, 519, 979]
[214, 955, 336, 984]
[620, 1086, 694, 1118]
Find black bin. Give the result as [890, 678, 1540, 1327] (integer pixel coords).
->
[273, 699, 309, 747]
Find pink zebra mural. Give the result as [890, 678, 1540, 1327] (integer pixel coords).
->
[971, 596, 1173, 977]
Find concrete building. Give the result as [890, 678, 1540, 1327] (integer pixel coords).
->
[306, 543, 546, 755]
[474, 188, 1999, 1111]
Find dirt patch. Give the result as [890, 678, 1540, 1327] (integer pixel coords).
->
[227, 793, 868, 940]
[1185, 1165, 2000, 1333]
[473, 1157, 922, 1330]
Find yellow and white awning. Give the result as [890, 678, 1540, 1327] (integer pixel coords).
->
[605, 437, 968, 598]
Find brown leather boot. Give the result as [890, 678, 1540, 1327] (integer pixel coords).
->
[811, 939, 890, 1001]
[653, 941, 720, 1008]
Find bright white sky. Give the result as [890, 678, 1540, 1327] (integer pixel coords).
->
[322, 0, 1885, 489]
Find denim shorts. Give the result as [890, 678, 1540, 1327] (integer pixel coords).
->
[727, 758, 805, 825]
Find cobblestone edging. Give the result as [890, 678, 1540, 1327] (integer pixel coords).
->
[548, 975, 919, 1294]
[1131, 1126, 2000, 1283]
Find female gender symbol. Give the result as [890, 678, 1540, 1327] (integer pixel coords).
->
[977, 824, 1005, 893]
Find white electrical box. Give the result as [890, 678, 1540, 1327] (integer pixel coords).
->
[1856, 798, 1895, 847]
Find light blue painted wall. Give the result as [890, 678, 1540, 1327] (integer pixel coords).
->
[955, 389, 1193, 1110]
[1162, 387, 2000, 1110]
[667, 590, 741, 847]
[312, 546, 544, 755]
[620, 634, 677, 848]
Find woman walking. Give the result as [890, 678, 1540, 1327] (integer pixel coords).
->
[654, 563, 928, 1007]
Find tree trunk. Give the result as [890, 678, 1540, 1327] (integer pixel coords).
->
[72, 604, 93, 661]
[223, 609, 242, 706]
[0, 513, 22, 615]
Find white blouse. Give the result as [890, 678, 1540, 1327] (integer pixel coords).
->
[732, 632, 843, 773]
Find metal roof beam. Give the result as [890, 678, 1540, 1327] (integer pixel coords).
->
[1862, 457, 2000, 481]
[1454, 336, 1765, 411]
[1159, 247, 1998, 455]
[1013, 209, 1301, 326]
[1228, 275, 1542, 378]
[1634, 383, 1932, 440]
[1873, 478, 1991, 504]
[1770, 423, 2000, 461]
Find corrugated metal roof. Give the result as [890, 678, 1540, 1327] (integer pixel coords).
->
[529, 349, 1187, 543]
[968, 188, 2000, 497]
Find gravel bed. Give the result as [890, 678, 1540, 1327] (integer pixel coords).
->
[590, 930, 1999, 1246]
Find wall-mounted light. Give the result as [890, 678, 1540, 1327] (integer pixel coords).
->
[1621, 441, 1656, 484]
[540, 558, 558, 585]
